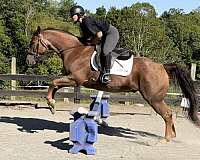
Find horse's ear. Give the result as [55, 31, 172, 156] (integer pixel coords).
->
[37, 26, 41, 34]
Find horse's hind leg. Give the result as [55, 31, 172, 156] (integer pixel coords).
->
[150, 100, 176, 143]
[138, 62, 176, 143]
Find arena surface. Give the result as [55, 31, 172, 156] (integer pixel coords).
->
[0, 102, 200, 160]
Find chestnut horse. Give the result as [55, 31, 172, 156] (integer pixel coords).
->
[26, 26, 200, 143]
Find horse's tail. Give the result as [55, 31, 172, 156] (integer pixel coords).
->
[163, 63, 200, 126]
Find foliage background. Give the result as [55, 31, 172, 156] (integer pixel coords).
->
[0, 0, 200, 88]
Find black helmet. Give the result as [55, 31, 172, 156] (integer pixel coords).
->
[70, 5, 85, 17]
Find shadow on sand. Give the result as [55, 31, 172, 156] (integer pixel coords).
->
[0, 115, 162, 151]
[0, 116, 69, 133]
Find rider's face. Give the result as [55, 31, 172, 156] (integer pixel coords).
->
[72, 14, 79, 22]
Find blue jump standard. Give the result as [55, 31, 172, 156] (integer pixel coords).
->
[69, 93, 110, 155]
[69, 117, 98, 155]
[90, 94, 110, 119]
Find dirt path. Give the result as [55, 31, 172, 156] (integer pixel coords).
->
[0, 102, 200, 160]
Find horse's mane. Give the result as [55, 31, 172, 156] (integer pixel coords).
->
[42, 27, 77, 37]
[33, 27, 85, 45]
[39, 27, 84, 44]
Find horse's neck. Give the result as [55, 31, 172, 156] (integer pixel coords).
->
[43, 31, 95, 68]
[44, 30, 82, 51]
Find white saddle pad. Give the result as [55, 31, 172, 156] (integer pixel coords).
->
[90, 51, 133, 76]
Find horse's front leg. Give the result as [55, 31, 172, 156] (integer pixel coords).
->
[46, 75, 77, 114]
[46, 85, 60, 114]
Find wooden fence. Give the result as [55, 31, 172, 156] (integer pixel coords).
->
[0, 74, 199, 106]
[0, 73, 145, 104]
[0, 74, 78, 100]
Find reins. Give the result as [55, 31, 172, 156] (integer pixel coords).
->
[59, 45, 84, 53]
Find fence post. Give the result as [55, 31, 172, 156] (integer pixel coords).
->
[11, 57, 16, 100]
[74, 86, 80, 104]
[191, 63, 196, 81]
[63, 87, 69, 103]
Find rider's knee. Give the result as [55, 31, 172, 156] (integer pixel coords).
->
[103, 48, 111, 56]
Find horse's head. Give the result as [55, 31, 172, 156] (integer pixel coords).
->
[26, 26, 84, 66]
[26, 26, 53, 65]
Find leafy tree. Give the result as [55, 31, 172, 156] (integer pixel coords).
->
[0, 0, 79, 77]
[57, 0, 75, 21]
[35, 55, 63, 75]
[0, 0, 199, 80]
[161, 9, 193, 64]
[187, 10, 200, 79]
[95, 6, 107, 20]
[106, 2, 181, 63]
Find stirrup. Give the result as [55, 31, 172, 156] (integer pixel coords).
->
[101, 73, 111, 84]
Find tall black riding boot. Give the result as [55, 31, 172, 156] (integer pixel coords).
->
[102, 53, 111, 84]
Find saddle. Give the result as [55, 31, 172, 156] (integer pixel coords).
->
[95, 45, 134, 69]
[112, 48, 133, 60]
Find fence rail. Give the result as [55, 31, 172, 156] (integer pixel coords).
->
[0, 74, 199, 105]
[0, 74, 62, 81]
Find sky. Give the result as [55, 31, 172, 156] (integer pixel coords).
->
[74, 0, 200, 15]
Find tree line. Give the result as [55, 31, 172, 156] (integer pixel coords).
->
[0, 0, 200, 88]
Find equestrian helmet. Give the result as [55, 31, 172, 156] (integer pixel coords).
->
[70, 5, 85, 17]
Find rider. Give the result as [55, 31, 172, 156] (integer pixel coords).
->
[69, 5, 119, 84]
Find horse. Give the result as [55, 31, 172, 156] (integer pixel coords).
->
[26, 26, 200, 143]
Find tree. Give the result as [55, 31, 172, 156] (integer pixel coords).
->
[95, 6, 107, 20]
[106, 2, 181, 63]
[0, 0, 80, 76]
[35, 54, 63, 75]
[187, 10, 200, 79]
[161, 8, 200, 66]
[0, 18, 11, 88]
[57, 0, 74, 21]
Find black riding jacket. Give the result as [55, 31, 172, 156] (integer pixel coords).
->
[80, 16, 110, 41]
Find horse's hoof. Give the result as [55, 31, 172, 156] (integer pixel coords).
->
[49, 107, 55, 115]
[47, 99, 56, 115]
[95, 118, 108, 127]
[101, 120, 108, 127]
[159, 138, 169, 144]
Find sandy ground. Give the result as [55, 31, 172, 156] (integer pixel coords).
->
[0, 102, 200, 160]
